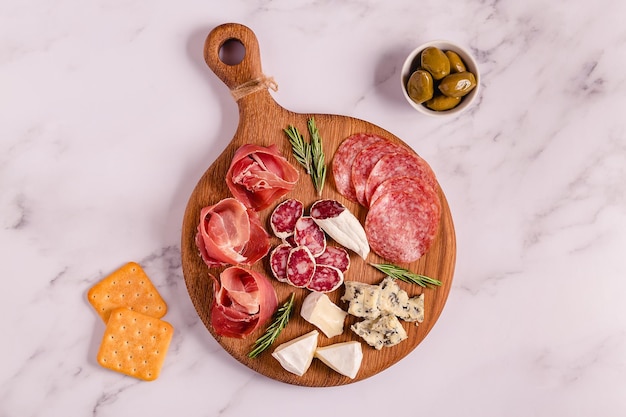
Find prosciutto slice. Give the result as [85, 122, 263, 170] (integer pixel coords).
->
[210, 266, 278, 338]
[226, 144, 299, 211]
[196, 198, 270, 266]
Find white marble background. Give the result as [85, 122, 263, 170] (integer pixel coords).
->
[2, 0, 626, 416]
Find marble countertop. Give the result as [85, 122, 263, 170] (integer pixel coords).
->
[2, 0, 626, 415]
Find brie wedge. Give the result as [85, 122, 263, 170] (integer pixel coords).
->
[300, 292, 347, 338]
[271, 330, 319, 376]
[314, 341, 363, 379]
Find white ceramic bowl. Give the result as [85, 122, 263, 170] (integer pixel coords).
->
[401, 40, 480, 116]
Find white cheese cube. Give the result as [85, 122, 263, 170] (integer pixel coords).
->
[300, 292, 347, 338]
[314, 341, 363, 379]
[351, 313, 408, 350]
[271, 330, 319, 376]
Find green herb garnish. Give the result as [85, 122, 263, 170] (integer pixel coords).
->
[370, 263, 442, 288]
[284, 117, 326, 195]
[248, 293, 295, 358]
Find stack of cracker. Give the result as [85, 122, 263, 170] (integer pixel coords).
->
[88, 262, 174, 381]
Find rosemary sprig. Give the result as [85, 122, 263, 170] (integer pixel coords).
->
[248, 293, 295, 358]
[370, 263, 442, 288]
[307, 117, 327, 195]
[283, 117, 327, 195]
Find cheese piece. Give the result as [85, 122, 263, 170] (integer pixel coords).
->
[271, 330, 319, 376]
[402, 293, 424, 323]
[300, 292, 347, 338]
[378, 276, 424, 323]
[311, 209, 369, 259]
[314, 341, 363, 379]
[341, 281, 381, 319]
[351, 313, 408, 350]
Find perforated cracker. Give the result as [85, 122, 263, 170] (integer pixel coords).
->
[97, 307, 174, 381]
[88, 262, 167, 322]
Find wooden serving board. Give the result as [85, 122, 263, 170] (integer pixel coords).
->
[181, 23, 456, 387]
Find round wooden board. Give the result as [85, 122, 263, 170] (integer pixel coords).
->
[181, 23, 456, 387]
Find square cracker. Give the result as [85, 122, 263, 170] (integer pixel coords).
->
[97, 307, 174, 381]
[88, 262, 167, 322]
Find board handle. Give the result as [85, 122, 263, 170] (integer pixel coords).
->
[204, 23, 273, 98]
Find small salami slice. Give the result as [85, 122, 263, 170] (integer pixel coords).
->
[316, 246, 350, 273]
[365, 189, 441, 264]
[351, 141, 412, 206]
[286, 246, 316, 287]
[306, 264, 344, 293]
[332, 133, 384, 202]
[294, 216, 326, 257]
[364, 152, 437, 206]
[269, 243, 292, 282]
[270, 198, 304, 239]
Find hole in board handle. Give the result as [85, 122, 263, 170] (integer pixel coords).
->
[219, 38, 246, 66]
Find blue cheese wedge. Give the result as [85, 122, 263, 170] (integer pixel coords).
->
[271, 330, 319, 376]
[300, 292, 347, 338]
[351, 313, 408, 350]
[340, 281, 381, 319]
[314, 341, 363, 379]
[378, 276, 424, 323]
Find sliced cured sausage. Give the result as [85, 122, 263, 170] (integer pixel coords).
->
[351, 142, 412, 206]
[209, 266, 278, 338]
[369, 176, 434, 207]
[196, 198, 270, 266]
[269, 243, 292, 283]
[293, 216, 326, 257]
[226, 144, 299, 211]
[316, 246, 350, 273]
[306, 264, 344, 293]
[332, 133, 384, 202]
[286, 246, 316, 287]
[270, 198, 304, 239]
[364, 152, 437, 206]
[365, 189, 441, 264]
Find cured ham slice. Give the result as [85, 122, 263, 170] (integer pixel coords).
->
[226, 144, 299, 211]
[210, 266, 278, 338]
[196, 198, 270, 266]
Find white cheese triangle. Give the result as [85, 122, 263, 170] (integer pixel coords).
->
[271, 330, 319, 376]
[314, 341, 363, 379]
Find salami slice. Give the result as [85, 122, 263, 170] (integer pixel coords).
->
[270, 198, 304, 239]
[332, 133, 384, 202]
[365, 189, 441, 264]
[351, 141, 412, 206]
[306, 264, 344, 293]
[316, 246, 350, 273]
[286, 246, 316, 287]
[269, 243, 292, 282]
[369, 176, 435, 207]
[294, 216, 326, 257]
[364, 153, 437, 206]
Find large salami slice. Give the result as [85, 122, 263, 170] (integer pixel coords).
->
[331, 133, 383, 202]
[364, 152, 437, 206]
[369, 176, 437, 207]
[270, 198, 304, 239]
[286, 246, 316, 287]
[351, 141, 412, 206]
[306, 264, 344, 293]
[364, 188, 441, 264]
[293, 216, 326, 257]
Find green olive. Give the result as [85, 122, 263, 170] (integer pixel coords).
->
[445, 50, 466, 73]
[438, 72, 477, 98]
[406, 69, 434, 104]
[424, 94, 462, 111]
[420, 47, 450, 80]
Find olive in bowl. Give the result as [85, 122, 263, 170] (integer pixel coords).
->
[401, 41, 479, 116]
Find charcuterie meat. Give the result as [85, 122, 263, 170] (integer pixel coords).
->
[196, 198, 270, 266]
[209, 266, 278, 338]
[316, 246, 350, 273]
[294, 216, 327, 257]
[365, 189, 440, 264]
[331, 133, 383, 202]
[369, 176, 435, 207]
[270, 198, 304, 239]
[269, 243, 292, 282]
[306, 264, 344, 293]
[286, 246, 316, 287]
[364, 152, 437, 206]
[310, 199, 369, 259]
[351, 141, 412, 206]
[226, 144, 299, 211]
[309, 199, 345, 219]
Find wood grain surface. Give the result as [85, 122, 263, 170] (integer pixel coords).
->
[181, 23, 456, 387]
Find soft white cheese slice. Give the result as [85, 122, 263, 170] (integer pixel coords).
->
[271, 330, 319, 376]
[300, 292, 347, 338]
[314, 341, 363, 379]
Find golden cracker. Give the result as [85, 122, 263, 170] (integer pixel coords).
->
[97, 307, 174, 381]
[88, 262, 167, 322]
